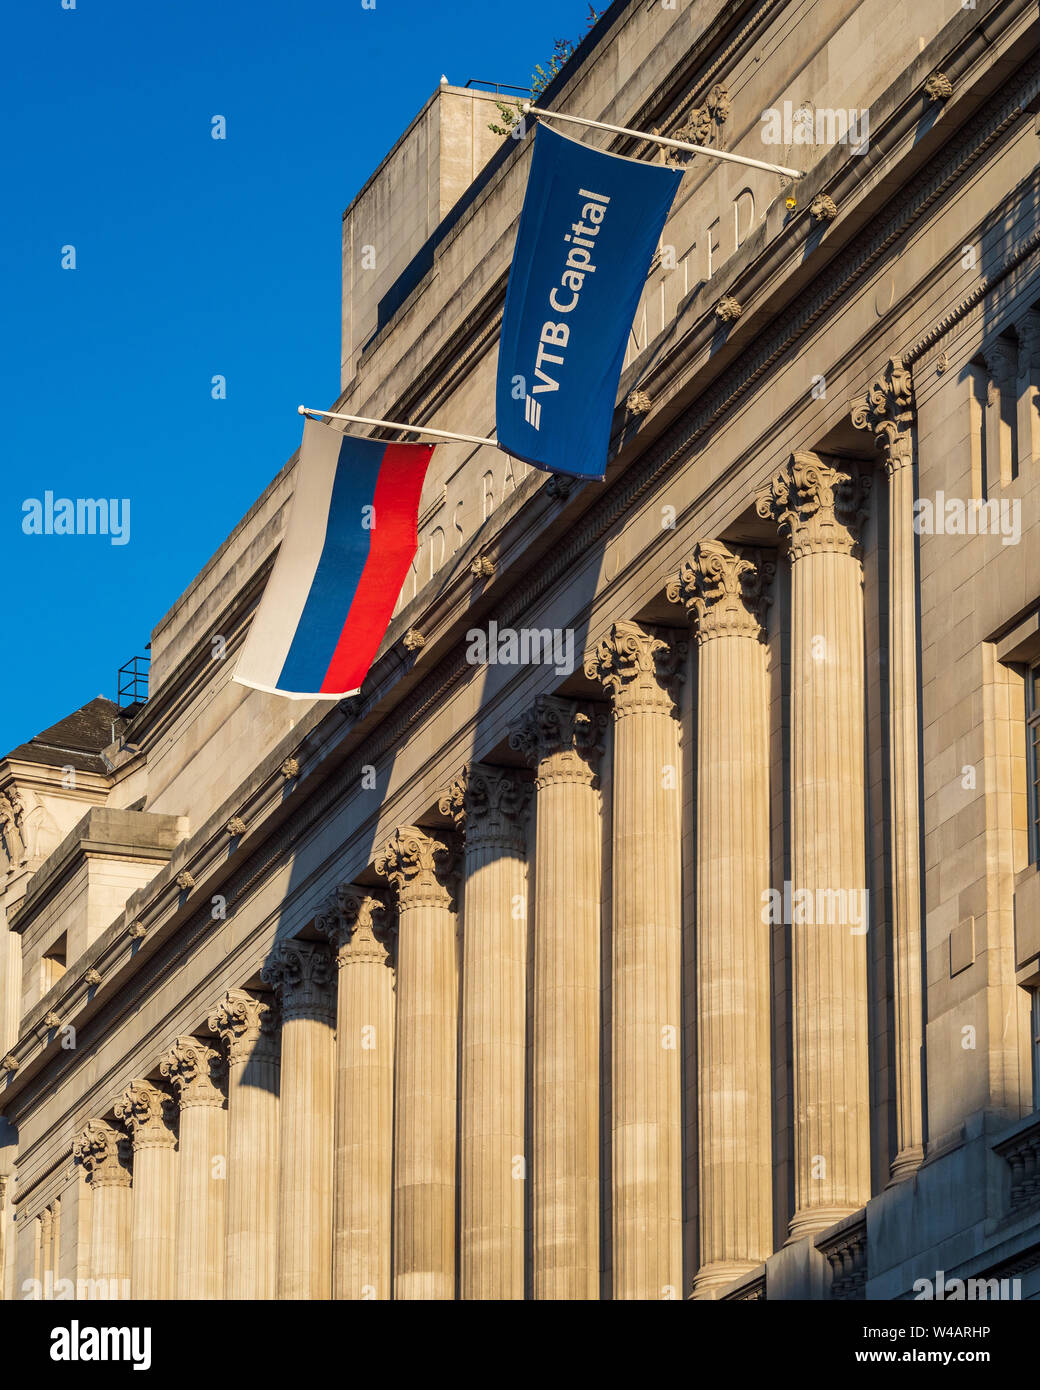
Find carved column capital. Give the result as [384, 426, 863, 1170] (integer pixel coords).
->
[756, 452, 871, 559]
[158, 1036, 226, 1109]
[850, 356, 915, 475]
[375, 827, 455, 910]
[314, 886, 394, 968]
[508, 695, 606, 786]
[1017, 310, 1040, 367]
[583, 621, 686, 717]
[114, 1079, 177, 1151]
[982, 337, 1017, 387]
[261, 939, 337, 1025]
[668, 541, 773, 643]
[73, 1119, 132, 1187]
[439, 765, 531, 853]
[208, 989, 281, 1066]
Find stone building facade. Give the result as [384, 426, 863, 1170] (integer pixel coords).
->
[2, 0, 1040, 1301]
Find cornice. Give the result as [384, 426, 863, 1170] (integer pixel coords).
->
[9, 809, 187, 938]
[623, 0, 778, 161]
[349, 0, 776, 391]
[8, 1143, 75, 1209]
[346, 0, 1038, 485]
[104, 3, 1038, 782]
[624, 46, 1040, 482]
[901, 223, 1040, 367]
[107, 9, 1040, 796]
[4, 2, 1038, 1123]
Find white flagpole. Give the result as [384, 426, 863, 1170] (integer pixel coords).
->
[526, 106, 805, 179]
[298, 404, 496, 448]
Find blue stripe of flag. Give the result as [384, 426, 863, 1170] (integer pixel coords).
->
[276, 435, 385, 694]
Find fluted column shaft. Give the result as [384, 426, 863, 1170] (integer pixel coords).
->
[160, 1037, 226, 1298]
[316, 888, 395, 1300]
[585, 624, 684, 1299]
[376, 826, 458, 1300]
[670, 543, 775, 1293]
[73, 1120, 132, 1293]
[758, 454, 872, 1239]
[510, 695, 604, 1299]
[442, 767, 530, 1300]
[262, 940, 336, 1299]
[209, 990, 280, 1298]
[114, 1081, 177, 1299]
[853, 359, 925, 1182]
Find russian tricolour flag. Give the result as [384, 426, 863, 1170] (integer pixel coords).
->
[234, 417, 434, 699]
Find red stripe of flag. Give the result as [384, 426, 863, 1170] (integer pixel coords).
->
[319, 442, 435, 694]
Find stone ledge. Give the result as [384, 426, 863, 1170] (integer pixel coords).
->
[815, 1209, 869, 1300]
[9, 808, 189, 937]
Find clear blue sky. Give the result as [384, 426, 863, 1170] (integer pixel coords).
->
[0, 0, 599, 755]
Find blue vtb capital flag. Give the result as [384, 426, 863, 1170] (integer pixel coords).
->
[496, 123, 683, 480]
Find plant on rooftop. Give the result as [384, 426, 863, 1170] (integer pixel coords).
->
[488, 6, 602, 134]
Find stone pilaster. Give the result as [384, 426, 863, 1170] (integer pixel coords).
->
[584, 623, 685, 1300]
[261, 938, 336, 1299]
[314, 886, 394, 1300]
[441, 765, 531, 1300]
[73, 1119, 132, 1293]
[113, 1080, 177, 1299]
[159, 1036, 226, 1299]
[375, 826, 457, 1300]
[757, 453, 872, 1239]
[509, 695, 605, 1299]
[981, 337, 1017, 486]
[208, 989, 280, 1299]
[1016, 311, 1040, 472]
[852, 358, 925, 1183]
[669, 541, 775, 1294]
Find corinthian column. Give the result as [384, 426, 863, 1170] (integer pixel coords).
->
[584, 623, 684, 1300]
[852, 358, 924, 1183]
[669, 542, 775, 1294]
[509, 695, 605, 1300]
[114, 1080, 177, 1299]
[159, 1037, 226, 1298]
[73, 1119, 132, 1294]
[441, 766, 531, 1300]
[208, 989, 280, 1298]
[376, 826, 458, 1300]
[261, 939, 336, 1299]
[314, 887, 394, 1300]
[757, 454, 872, 1239]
